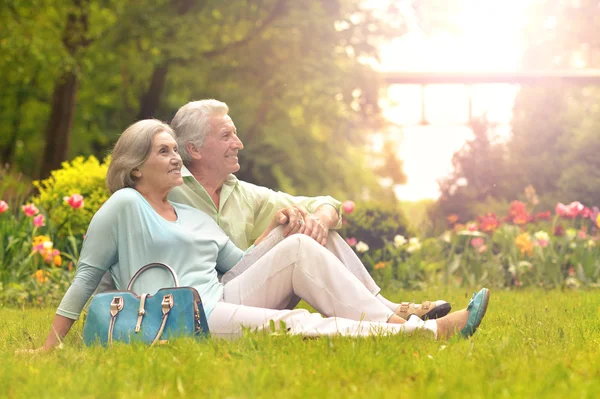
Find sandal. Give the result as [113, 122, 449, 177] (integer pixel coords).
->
[460, 288, 491, 338]
[395, 300, 452, 320]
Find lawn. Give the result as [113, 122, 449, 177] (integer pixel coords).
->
[1, 288, 599, 398]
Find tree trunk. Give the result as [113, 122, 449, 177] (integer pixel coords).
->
[136, 64, 169, 119]
[39, 73, 79, 178]
[1, 86, 26, 166]
[38, 0, 89, 179]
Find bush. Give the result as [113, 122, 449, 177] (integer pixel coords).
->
[342, 201, 413, 251]
[0, 201, 77, 306]
[32, 156, 110, 239]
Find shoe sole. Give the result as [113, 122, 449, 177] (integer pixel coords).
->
[472, 289, 490, 332]
[422, 302, 452, 320]
[462, 288, 491, 337]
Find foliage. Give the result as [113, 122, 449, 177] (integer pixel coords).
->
[32, 156, 110, 238]
[505, 0, 600, 211]
[437, 118, 516, 223]
[342, 201, 413, 251]
[0, 0, 411, 200]
[439, 197, 600, 289]
[3, 290, 600, 398]
[0, 197, 78, 307]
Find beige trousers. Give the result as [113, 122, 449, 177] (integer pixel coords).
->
[209, 233, 437, 338]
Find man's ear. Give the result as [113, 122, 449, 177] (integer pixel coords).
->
[186, 142, 202, 160]
[131, 169, 142, 178]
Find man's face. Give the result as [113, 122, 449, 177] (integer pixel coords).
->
[198, 114, 244, 176]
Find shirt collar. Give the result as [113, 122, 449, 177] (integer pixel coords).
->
[181, 165, 238, 186]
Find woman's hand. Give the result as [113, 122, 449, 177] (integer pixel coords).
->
[34, 314, 76, 352]
[15, 347, 52, 355]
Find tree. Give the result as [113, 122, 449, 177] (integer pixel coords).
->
[437, 118, 513, 221]
[1, 0, 414, 200]
[509, 0, 600, 207]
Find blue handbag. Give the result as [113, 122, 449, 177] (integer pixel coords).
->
[83, 263, 210, 346]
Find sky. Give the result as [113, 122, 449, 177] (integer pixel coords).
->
[374, 0, 531, 201]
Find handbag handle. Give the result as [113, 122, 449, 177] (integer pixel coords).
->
[127, 262, 180, 291]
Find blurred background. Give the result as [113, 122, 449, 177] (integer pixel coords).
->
[2, 0, 600, 237]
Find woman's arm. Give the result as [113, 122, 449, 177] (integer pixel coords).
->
[43, 315, 76, 350]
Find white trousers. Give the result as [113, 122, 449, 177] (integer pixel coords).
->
[221, 227, 380, 303]
[209, 234, 437, 338]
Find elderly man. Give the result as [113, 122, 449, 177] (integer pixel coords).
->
[167, 99, 450, 320]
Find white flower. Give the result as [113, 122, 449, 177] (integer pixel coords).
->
[440, 231, 452, 244]
[565, 276, 581, 289]
[43, 241, 53, 250]
[393, 235, 407, 248]
[355, 241, 369, 253]
[587, 240, 596, 248]
[518, 261, 532, 272]
[534, 231, 549, 241]
[406, 237, 421, 253]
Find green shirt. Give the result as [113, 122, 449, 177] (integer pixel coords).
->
[168, 167, 342, 250]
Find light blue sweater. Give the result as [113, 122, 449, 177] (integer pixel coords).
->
[57, 188, 244, 320]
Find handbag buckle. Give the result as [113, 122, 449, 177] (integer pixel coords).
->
[110, 297, 124, 317]
[161, 294, 174, 315]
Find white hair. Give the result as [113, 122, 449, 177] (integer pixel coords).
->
[170, 99, 229, 162]
[106, 119, 174, 194]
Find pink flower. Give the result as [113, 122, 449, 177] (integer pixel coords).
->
[0, 200, 8, 214]
[467, 223, 478, 232]
[536, 239, 549, 248]
[33, 214, 45, 227]
[567, 201, 584, 217]
[64, 194, 84, 209]
[21, 203, 39, 217]
[471, 237, 485, 248]
[581, 207, 593, 219]
[557, 201, 584, 218]
[577, 230, 587, 240]
[534, 211, 552, 221]
[342, 200, 355, 214]
[345, 237, 357, 247]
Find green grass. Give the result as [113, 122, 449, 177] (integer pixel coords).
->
[2, 289, 600, 398]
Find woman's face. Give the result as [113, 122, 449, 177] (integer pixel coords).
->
[136, 132, 183, 192]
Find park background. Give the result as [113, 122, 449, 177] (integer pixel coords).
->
[2, 0, 599, 302]
[2, 1, 600, 398]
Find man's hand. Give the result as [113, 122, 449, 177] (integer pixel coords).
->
[299, 214, 329, 246]
[275, 205, 308, 238]
[275, 204, 335, 246]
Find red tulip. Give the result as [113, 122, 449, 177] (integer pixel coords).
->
[33, 214, 45, 227]
[342, 200, 355, 214]
[345, 237, 357, 246]
[0, 200, 8, 214]
[64, 194, 84, 209]
[534, 211, 552, 221]
[21, 203, 39, 217]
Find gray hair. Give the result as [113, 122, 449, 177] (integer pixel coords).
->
[170, 99, 229, 162]
[106, 119, 175, 194]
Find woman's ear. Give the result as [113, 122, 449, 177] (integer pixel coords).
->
[131, 169, 142, 178]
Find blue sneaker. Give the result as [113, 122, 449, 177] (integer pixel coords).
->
[460, 288, 490, 338]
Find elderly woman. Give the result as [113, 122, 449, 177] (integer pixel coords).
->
[40, 120, 490, 350]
